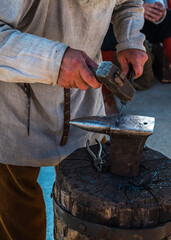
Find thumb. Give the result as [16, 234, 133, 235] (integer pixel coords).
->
[117, 53, 130, 76]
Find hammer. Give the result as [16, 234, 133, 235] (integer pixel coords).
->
[90, 61, 135, 102]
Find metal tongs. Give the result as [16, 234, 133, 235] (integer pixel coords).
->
[86, 139, 103, 172]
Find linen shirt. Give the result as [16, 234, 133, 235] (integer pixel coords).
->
[0, 0, 145, 167]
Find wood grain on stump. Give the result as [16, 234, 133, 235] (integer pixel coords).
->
[53, 144, 171, 240]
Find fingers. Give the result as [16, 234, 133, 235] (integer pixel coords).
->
[129, 52, 148, 79]
[130, 62, 144, 79]
[79, 51, 101, 88]
[122, 61, 143, 79]
[82, 51, 98, 70]
[117, 56, 130, 77]
[58, 65, 90, 90]
[153, 2, 166, 16]
[58, 48, 101, 91]
[117, 49, 148, 79]
[154, 2, 165, 9]
[79, 63, 101, 89]
[144, 2, 166, 22]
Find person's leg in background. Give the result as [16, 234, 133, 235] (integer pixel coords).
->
[163, 38, 171, 64]
[0, 163, 46, 240]
[142, 9, 171, 44]
[163, 0, 171, 71]
[162, 1, 171, 81]
[142, 5, 171, 82]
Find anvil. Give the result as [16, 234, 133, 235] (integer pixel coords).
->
[70, 114, 155, 177]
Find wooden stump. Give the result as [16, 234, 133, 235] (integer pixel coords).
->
[53, 144, 171, 240]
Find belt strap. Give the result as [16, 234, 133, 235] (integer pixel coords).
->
[60, 88, 70, 146]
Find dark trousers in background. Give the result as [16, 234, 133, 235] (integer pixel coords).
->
[142, 9, 171, 44]
[102, 9, 171, 50]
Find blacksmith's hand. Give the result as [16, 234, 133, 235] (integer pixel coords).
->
[117, 49, 148, 79]
[58, 48, 101, 90]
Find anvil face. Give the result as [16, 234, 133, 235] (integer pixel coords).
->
[96, 61, 114, 78]
[70, 114, 155, 136]
[70, 114, 155, 177]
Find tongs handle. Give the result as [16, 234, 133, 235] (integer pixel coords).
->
[120, 65, 135, 106]
[126, 64, 135, 84]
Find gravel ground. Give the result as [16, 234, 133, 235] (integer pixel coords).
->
[38, 79, 171, 240]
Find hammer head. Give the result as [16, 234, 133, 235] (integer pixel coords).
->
[93, 61, 135, 102]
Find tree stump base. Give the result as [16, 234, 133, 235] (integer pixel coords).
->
[53, 143, 171, 240]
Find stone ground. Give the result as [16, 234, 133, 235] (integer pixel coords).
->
[38, 79, 171, 240]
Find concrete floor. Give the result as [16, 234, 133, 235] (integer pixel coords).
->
[38, 79, 171, 240]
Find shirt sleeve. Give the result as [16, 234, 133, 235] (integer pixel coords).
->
[0, 0, 68, 86]
[111, 0, 146, 53]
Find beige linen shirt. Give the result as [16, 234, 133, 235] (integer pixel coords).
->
[0, 0, 145, 167]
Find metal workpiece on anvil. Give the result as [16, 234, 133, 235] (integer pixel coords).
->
[70, 114, 155, 177]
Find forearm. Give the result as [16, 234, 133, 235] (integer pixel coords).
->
[112, 0, 146, 53]
[0, 21, 68, 85]
[0, 0, 68, 85]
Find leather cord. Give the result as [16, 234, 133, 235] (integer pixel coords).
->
[60, 88, 70, 146]
[24, 83, 31, 136]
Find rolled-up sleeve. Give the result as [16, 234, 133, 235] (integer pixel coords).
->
[112, 0, 146, 53]
[0, 0, 68, 86]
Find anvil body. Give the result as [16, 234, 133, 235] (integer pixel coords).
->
[70, 114, 155, 176]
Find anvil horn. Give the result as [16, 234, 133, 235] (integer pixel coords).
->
[70, 115, 111, 134]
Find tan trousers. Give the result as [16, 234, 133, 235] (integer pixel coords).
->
[0, 163, 46, 240]
[0, 138, 106, 240]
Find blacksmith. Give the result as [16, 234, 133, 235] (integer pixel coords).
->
[0, 1, 147, 239]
